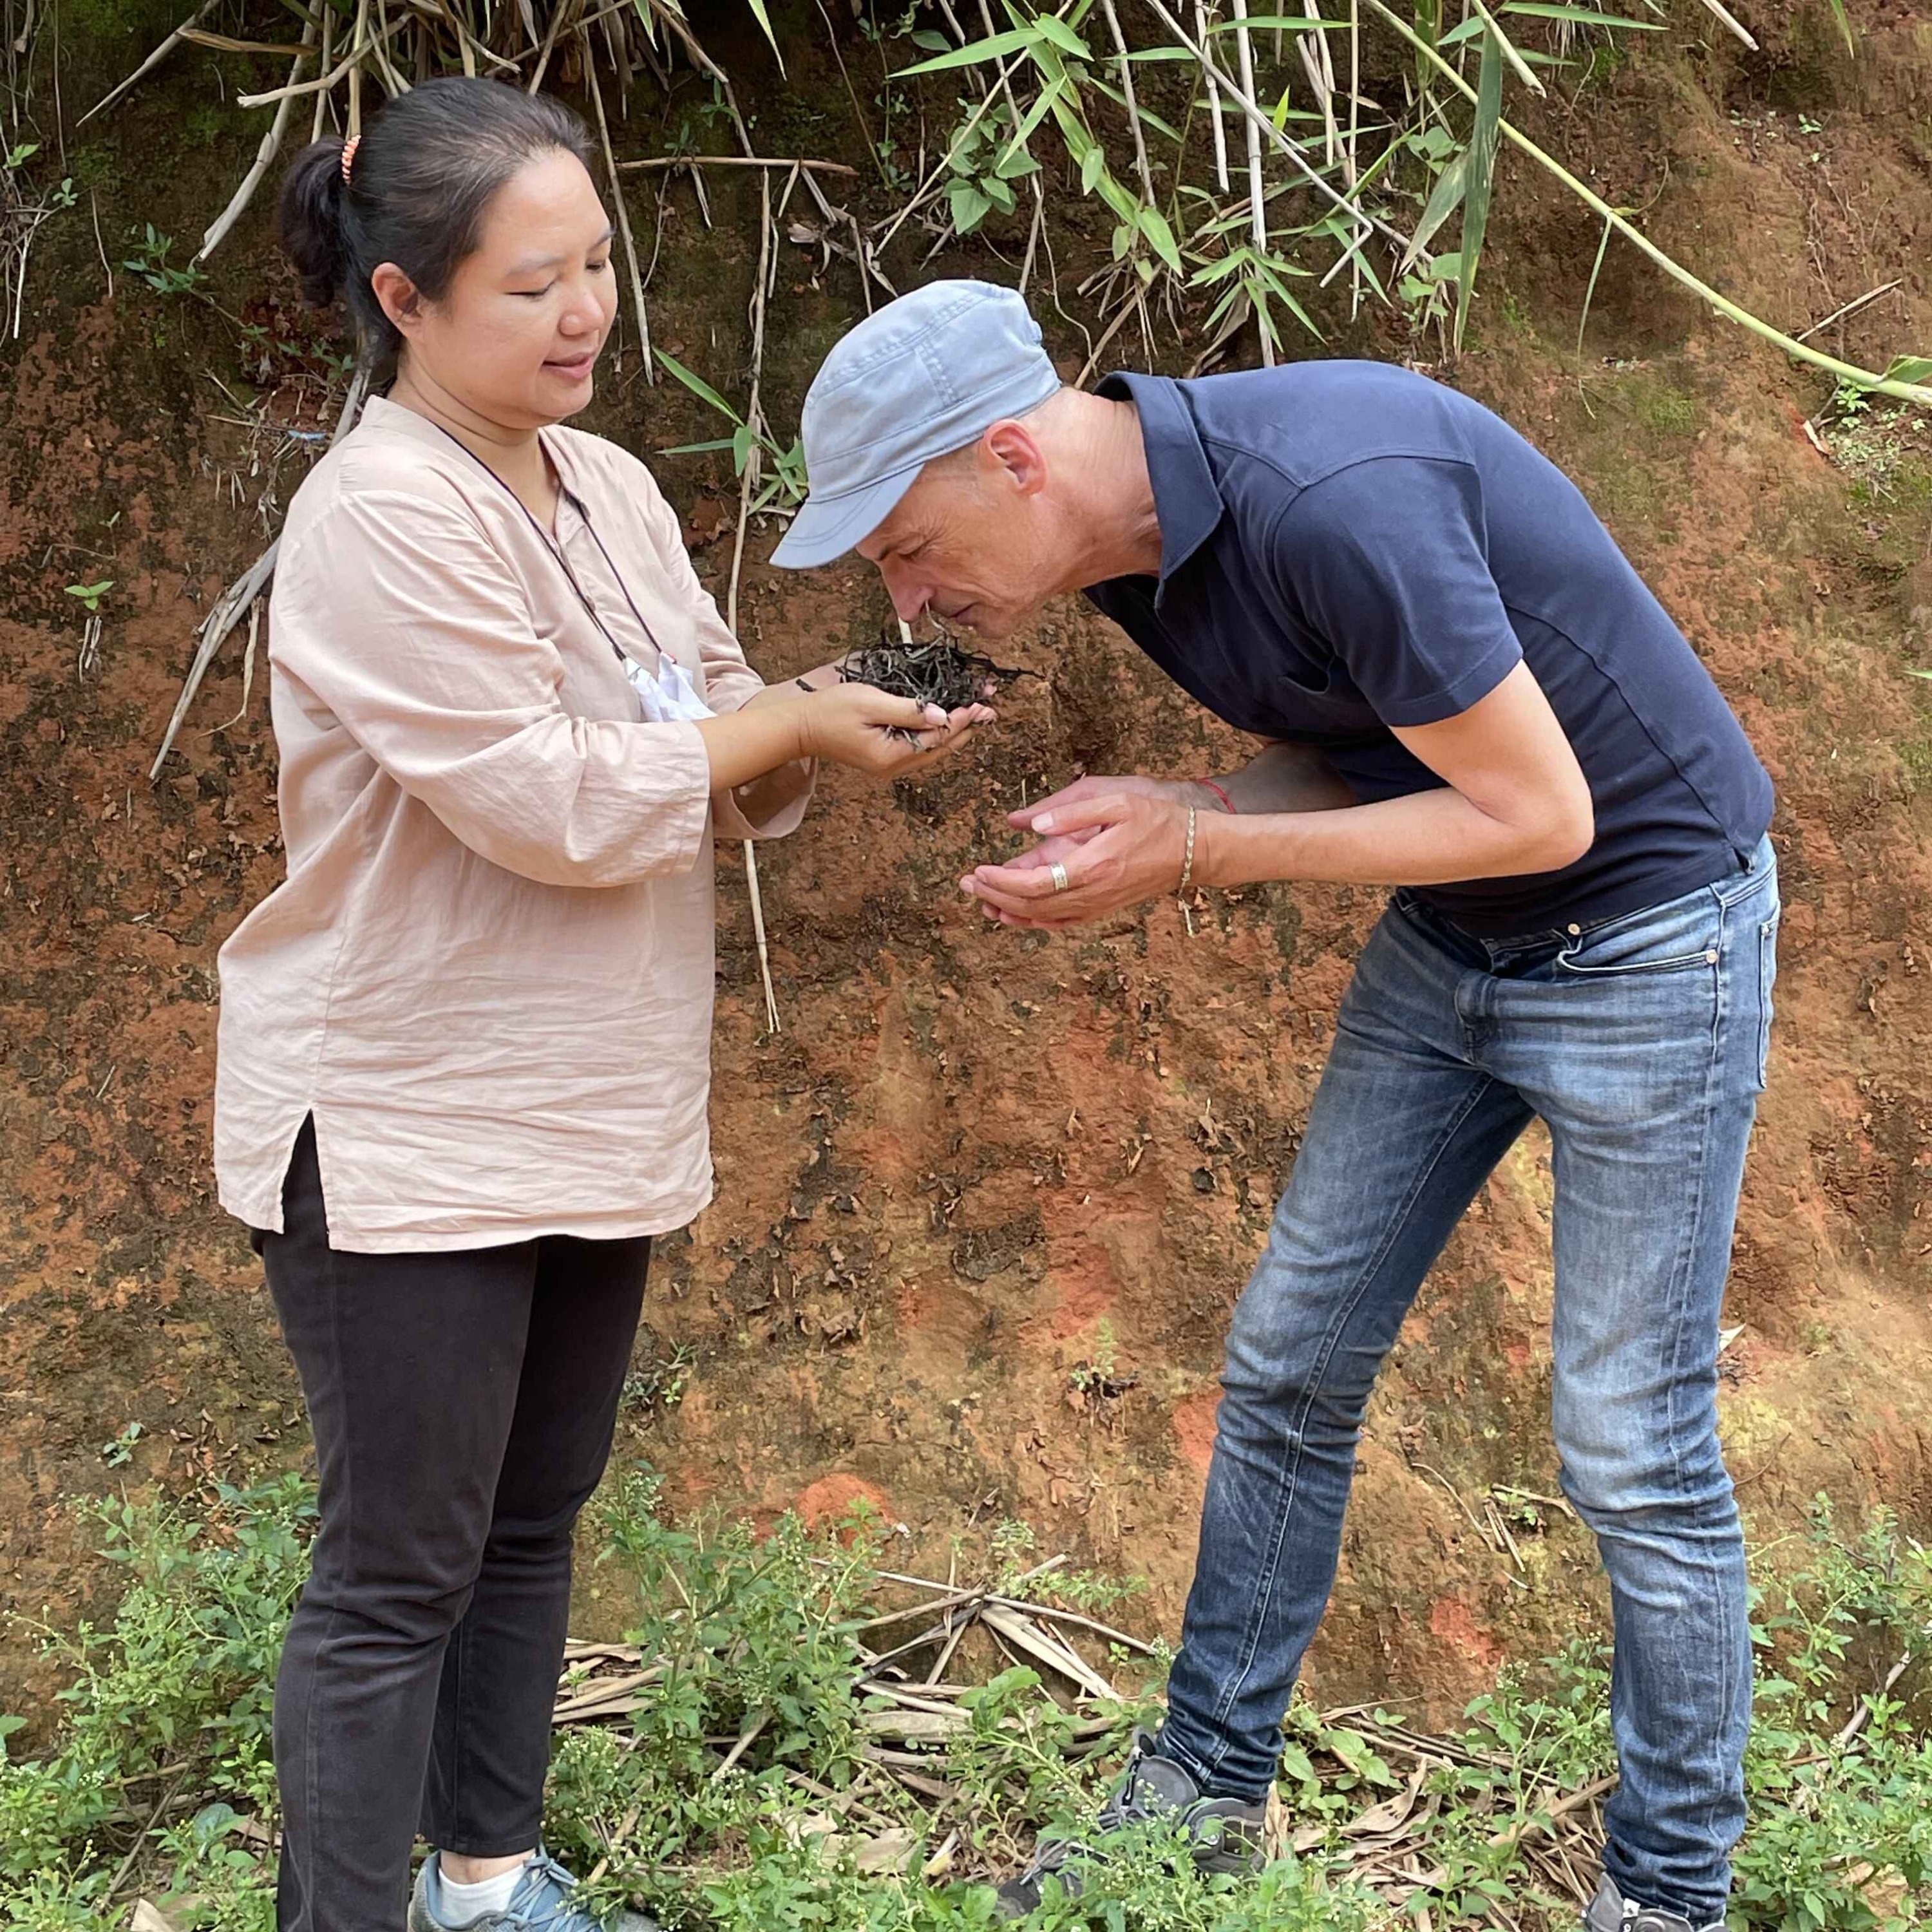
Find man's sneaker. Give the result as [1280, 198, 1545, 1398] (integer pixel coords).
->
[1583, 1873, 1725, 1932]
[408, 1847, 660, 1931]
[994, 1730, 1266, 1920]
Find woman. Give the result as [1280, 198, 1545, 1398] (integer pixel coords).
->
[216, 77, 989, 1932]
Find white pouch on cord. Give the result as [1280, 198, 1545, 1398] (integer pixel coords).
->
[624, 650, 715, 724]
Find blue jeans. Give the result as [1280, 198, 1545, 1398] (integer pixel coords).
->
[1158, 838, 1778, 1922]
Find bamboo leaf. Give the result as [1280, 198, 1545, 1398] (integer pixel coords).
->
[896, 25, 1037, 74]
[1454, 24, 1504, 352]
[1208, 12, 1349, 24]
[1081, 143, 1106, 191]
[1083, 72, 1186, 144]
[654, 350, 742, 425]
[1576, 212, 1615, 361]
[1401, 149, 1467, 269]
[741, 0, 785, 70]
[1032, 14, 1094, 56]
[1139, 203, 1184, 274]
[1501, 2, 1664, 24]
[1095, 169, 1141, 223]
[1879, 355, 1932, 386]
[996, 72, 1067, 170]
[1468, 0, 1544, 93]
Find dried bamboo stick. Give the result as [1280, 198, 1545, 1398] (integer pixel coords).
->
[198, 16, 319, 263]
[78, 0, 219, 126]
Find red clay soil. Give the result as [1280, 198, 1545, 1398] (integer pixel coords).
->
[3, 0, 1932, 1735]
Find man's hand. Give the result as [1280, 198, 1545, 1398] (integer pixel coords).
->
[961, 788, 1191, 929]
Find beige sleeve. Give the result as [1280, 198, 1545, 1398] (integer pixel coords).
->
[274, 491, 715, 887]
[628, 459, 817, 840]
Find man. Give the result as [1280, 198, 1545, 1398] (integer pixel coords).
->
[772, 280, 1777, 1932]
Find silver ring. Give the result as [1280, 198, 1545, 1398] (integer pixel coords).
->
[1049, 862, 1070, 894]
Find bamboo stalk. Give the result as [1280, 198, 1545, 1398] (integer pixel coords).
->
[728, 167, 788, 1041]
[197, 15, 318, 263]
[1196, 0, 1231, 191]
[1098, 0, 1157, 216]
[77, 0, 218, 125]
[1229, 0, 1272, 364]
[616, 153, 857, 175]
[310, 1, 332, 139]
[580, 27, 651, 382]
[1141, 0, 1410, 252]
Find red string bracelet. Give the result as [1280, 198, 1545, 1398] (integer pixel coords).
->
[1200, 779, 1236, 815]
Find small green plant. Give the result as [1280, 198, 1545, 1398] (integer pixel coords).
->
[98, 1421, 142, 1466]
[938, 95, 1039, 236]
[63, 580, 112, 614]
[654, 350, 808, 512]
[623, 1342, 697, 1414]
[122, 224, 209, 297]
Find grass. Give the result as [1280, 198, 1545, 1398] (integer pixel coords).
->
[5, 1473, 1932, 1931]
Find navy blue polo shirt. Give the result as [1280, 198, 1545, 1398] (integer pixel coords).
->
[1086, 363, 1773, 938]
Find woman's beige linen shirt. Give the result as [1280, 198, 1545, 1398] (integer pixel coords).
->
[215, 397, 811, 1252]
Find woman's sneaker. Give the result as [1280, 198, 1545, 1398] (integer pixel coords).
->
[994, 1730, 1267, 1920]
[408, 1847, 660, 1931]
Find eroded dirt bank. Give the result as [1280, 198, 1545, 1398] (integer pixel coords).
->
[3, 0, 1931, 1731]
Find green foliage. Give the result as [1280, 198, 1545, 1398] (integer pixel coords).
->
[654, 350, 808, 511]
[12, 1475, 1932, 1929]
[0, 1475, 314, 1921]
[121, 225, 209, 297]
[938, 96, 1039, 236]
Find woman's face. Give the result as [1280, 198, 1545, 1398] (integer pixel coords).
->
[384, 149, 618, 428]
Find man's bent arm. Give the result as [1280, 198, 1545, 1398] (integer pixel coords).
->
[1195, 662, 1593, 889]
[1189, 741, 1358, 817]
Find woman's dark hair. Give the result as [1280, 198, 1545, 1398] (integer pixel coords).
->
[279, 77, 594, 383]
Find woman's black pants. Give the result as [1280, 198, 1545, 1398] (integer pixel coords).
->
[260, 1121, 649, 1932]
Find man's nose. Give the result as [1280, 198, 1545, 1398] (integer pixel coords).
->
[879, 560, 929, 624]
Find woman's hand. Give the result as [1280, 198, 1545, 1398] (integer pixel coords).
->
[741, 660, 849, 708]
[800, 683, 994, 778]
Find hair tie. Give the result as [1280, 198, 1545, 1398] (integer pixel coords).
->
[340, 135, 361, 184]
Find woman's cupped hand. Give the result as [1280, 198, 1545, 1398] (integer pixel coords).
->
[798, 681, 994, 778]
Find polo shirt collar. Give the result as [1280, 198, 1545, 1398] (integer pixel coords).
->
[1097, 370, 1224, 600]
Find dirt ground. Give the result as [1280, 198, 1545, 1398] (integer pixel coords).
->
[3, 0, 1931, 1737]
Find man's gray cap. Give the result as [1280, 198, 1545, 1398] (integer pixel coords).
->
[770, 279, 1061, 569]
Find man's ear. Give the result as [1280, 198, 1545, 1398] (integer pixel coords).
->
[982, 417, 1048, 498]
[370, 261, 426, 339]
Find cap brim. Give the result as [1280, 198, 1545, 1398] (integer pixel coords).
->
[768, 466, 921, 570]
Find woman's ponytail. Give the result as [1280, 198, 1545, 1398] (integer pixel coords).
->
[278, 137, 353, 310]
[272, 80, 592, 386]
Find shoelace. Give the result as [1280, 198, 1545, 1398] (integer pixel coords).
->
[1016, 1745, 1155, 1884]
[489, 1853, 591, 1929]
